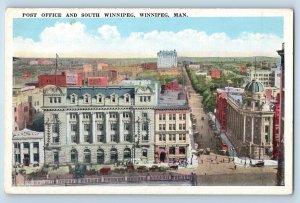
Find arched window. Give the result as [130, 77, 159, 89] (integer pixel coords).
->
[97, 94, 103, 103]
[83, 149, 91, 163]
[111, 94, 117, 103]
[84, 94, 89, 103]
[110, 148, 118, 164]
[97, 149, 104, 164]
[124, 94, 130, 103]
[71, 149, 78, 163]
[70, 94, 77, 104]
[123, 148, 131, 160]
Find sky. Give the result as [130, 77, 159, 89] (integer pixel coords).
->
[13, 17, 284, 58]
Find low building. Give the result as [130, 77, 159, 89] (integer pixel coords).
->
[12, 129, 44, 166]
[154, 90, 191, 163]
[38, 72, 83, 88]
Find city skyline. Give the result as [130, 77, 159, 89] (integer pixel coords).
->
[13, 17, 283, 58]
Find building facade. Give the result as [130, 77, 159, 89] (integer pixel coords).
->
[42, 85, 157, 165]
[12, 129, 44, 166]
[247, 68, 275, 87]
[154, 90, 191, 163]
[157, 50, 178, 68]
[226, 80, 274, 159]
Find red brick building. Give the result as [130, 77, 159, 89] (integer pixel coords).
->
[216, 92, 228, 131]
[87, 77, 108, 86]
[38, 72, 83, 87]
[272, 93, 281, 159]
[141, 63, 157, 70]
[162, 81, 181, 92]
[210, 70, 222, 79]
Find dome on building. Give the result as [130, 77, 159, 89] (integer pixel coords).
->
[244, 80, 264, 93]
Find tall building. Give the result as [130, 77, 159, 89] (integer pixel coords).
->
[225, 80, 274, 159]
[157, 50, 178, 68]
[42, 85, 157, 165]
[154, 90, 191, 163]
[277, 43, 285, 186]
[247, 68, 275, 87]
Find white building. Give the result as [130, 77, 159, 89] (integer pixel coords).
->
[42, 85, 157, 165]
[247, 68, 275, 87]
[12, 129, 44, 166]
[157, 50, 178, 68]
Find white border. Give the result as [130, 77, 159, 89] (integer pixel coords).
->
[4, 8, 294, 195]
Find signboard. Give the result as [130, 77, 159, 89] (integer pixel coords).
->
[66, 73, 77, 85]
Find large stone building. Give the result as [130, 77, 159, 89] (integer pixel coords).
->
[12, 129, 44, 166]
[246, 68, 275, 87]
[154, 89, 191, 163]
[226, 80, 274, 159]
[42, 85, 157, 165]
[157, 50, 178, 68]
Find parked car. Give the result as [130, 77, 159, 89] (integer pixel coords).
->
[149, 165, 159, 172]
[99, 167, 112, 175]
[137, 166, 148, 173]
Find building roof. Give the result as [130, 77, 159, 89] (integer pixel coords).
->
[12, 128, 43, 140]
[244, 80, 265, 93]
[158, 90, 187, 107]
[67, 87, 135, 98]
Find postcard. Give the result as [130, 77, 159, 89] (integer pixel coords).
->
[4, 8, 293, 194]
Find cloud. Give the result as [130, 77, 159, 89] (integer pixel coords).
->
[13, 22, 283, 58]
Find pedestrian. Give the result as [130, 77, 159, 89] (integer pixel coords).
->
[234, 165, 237, 170]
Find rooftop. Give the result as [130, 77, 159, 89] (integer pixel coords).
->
[67, 86, 135, 98]
[158, 90, 187, 108]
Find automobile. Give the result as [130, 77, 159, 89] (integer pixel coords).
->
[99, 167, 112, 175]
[137, 166, 148, 173]
[253, 161, 264, 167]
[149, 165, 159, 172]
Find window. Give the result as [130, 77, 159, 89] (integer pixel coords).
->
[97, 134, 105, 143]
[123, 112, 130, 118]
[70, 113, 77, 119]
[84, 95, 89, 103]
[125, 95, 130, 102]
[124, 123, 130, 131]
[159, 114, 162, 120]
[125, 134, 131, 142]
[83, 149, 91, 163]
[53, 135, 59, 143]
[71, 124, 77, 132]
[147, 96, 151, 102]
[110, 113, 116, 118]
[111, 134, 118, 142]
[169, 134, 176, 141]
[72, 134, 78, 143]
[96, 113, 102, 119]
[142, 149, 147, 157]
[159, 134, 166, 141]
[169, 114, 172, 120]
[142, 113, 148, 119]
[83, 113, 90, 119]
[58, 97, 61, 103]
[84, 135, 90, 143]
[111, 95, 116, 103]
[162, 114, 166, 120]
[52, 124, 59, 133]
[84, 124, 90, 131]
[33, 142, 39, 148]
[183, 124, 186, 130]
[50, 98, 53, 103]
[71, 149, 78, 163]
[143, 96, 147, 102]
[179, 114, 182, 120]
[53, 152, 59, 164]
[111, 123, 117, 131]
[71, 94, 76, 103]
[159, 124, 162, 131]
[173, 114, 176, 120]
[140, 96, 143, 102]
[173, 124, 176, 130]
[142, 123, 148, 131]
[33, 154, 39, 162]
[179, 124, 182, 130]
[97, 95, 103, 103]
[162, 124, 166, 130]
[97, 123, 103, 131]
[169, 147, 175, 155]
[97, 149, 104, 164]
[179, 147, 186, 154]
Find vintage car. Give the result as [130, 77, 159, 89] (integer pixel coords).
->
[137, 166, 148, 173]
[99, 167, 112, 175]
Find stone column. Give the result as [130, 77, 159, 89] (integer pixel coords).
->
[105, 112, 110, 143]
[79, 113, 84, 143]
[251, 116, 254, 143]
[20, 143, 24, 164]
[66, 113, 70, 144]
[243, 115, 246, 142]
[30, 142, 34, 164]
[119, 113, 124, 143]
[39, 141, 44, 165]
[92, 113, 96, 143]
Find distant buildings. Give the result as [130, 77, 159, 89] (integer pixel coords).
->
[209, 70, 222, 79]
[29, 59, 53, 66]
[38, 72, 83, 88]
[157, 50, 178, 68]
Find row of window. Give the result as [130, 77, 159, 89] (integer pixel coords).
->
[159, 113, 186, 121]
[70, 94, 131, 104]
[158, 134, 187, 141]
[70, 134, 134, 143]
[139, 96, 151, 102]
[70, 122, 143, 132]
[49, 97, 62, 104]
[53, 148, 148, 164]
[70, 112, 133, 120]
[158, 124, 186, 131]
